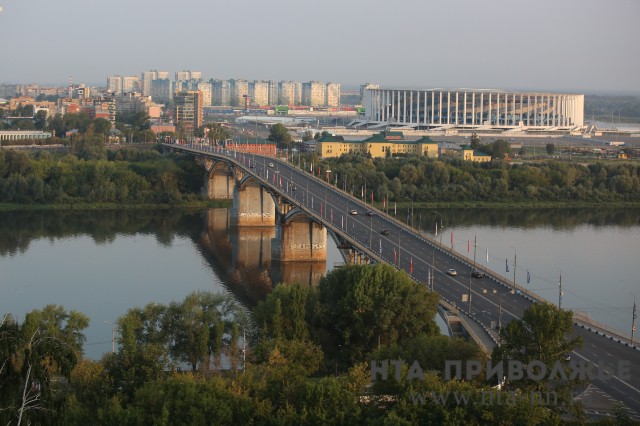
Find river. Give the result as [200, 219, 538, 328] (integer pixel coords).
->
[0, 207, 638, 359]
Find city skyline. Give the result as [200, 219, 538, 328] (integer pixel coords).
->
[0, 0, 639, 94]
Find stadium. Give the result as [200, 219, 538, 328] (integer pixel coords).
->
[354, 88, 584, 132]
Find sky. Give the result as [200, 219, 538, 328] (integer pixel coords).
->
[0, 0, 639, 93]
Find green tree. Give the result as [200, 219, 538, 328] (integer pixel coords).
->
[267, 123, 292, 148]
[302, 130, 314, 141]
[546, 143, 556, 155]
[207, 122, 231, 145]
[314, 264, 440, 369]
[470, 132, 481, 149]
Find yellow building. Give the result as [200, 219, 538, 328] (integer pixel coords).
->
[316, 131, 438, 159]
[461, 145, 492, 162]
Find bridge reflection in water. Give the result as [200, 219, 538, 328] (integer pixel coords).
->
[198, 208, 327, 306]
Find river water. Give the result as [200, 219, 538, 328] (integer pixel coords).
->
[0, 208, 638, 359]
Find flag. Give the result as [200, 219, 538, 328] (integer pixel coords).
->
[427, 269, 431, 287]
[383, 196, 387, 209]
[320, 203, 323, 216]
[410, 258, 413, 274]
[279, 176, 282, 187]
[435, 222, 438, 236]
[335, 174, 338, 185]
[371, 191, 374, 204]
[527, 270, 531, 283]
[379, 238, 382, 255]
[451, 231, 454, 246]
[311, 161, 313, 173]
[394, 202, 397, 215]
[506, 258, 509, 273]
[394, 248, 397, 264]
[361, 186, 364, 199]
[486, 248, 489, 263]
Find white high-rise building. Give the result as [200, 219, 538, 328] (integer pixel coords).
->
[141, 70, 169, 96]
[230, 79, 249, 107]
[211, 79, 230, 106]
[197, 81, 212, 107]
[107, 75, 122, 94]
[326, 82, 340, 107]
[175, 71, 202, 82]
[107, 75, 139, 94]
[122, 76, 139, 93]
[278, 81, 296, 105]
[250, 81, 269, 106]
[302, 81, 326, 107]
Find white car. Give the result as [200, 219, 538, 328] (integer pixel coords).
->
[268, 162, 274, 167]
[446, 269, 458, 276]
[350, 209, 358, 215]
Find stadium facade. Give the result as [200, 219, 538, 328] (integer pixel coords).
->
[359, 88, 584, 131]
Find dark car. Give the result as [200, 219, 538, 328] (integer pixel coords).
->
[380, 229, 389, 235]
[366, 211, 374, 216]
[471, 270, 483, 278]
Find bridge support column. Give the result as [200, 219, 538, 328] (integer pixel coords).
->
[272, 216, 327, 262]
[232, 183, 276, 226]
[202, 158, 233, 199]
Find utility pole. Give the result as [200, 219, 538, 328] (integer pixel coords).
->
[631, 294, 636, 346]
[558, 272, 563, 310]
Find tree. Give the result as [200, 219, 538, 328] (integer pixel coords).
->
[470, 132, 481, 149]
[302, 130, 314, 141]
[492, 303, 584, 410]
[267, 123, 292, 148]
[313, 264, 440, 369]
[0, 307, 88, 425]
[207, 123, 231, 145]
[546, 143, 555, 155]
[34, 110, 48, 131]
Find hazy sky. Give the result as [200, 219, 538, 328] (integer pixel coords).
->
[1, 0, 638, 93]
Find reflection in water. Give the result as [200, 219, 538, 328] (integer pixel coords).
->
[197, 209, 327, 307]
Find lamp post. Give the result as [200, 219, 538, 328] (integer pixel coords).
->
[633, 295, 637, 346]
[498, 290, 515, 336]
[104, 320, 116, 353]
[508, 246, 517, 288]
[433, 211, 443, 248]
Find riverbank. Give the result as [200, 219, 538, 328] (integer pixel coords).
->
[0, 199, 232, 212]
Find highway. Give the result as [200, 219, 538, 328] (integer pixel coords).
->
[167, 143, 640, 417]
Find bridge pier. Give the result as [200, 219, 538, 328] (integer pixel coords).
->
[203, 158, 233, 199]
[272, 213, 327, 262]
[231, 180, 276, 226]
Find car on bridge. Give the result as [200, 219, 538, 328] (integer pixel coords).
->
[380, 229, 389, 235]
[471, 270, 483, 278]
[350, 209, 358, 215]
[446, 269, 458, 276]
[366, 211, 375, 216]
[268, 162, 274, 167]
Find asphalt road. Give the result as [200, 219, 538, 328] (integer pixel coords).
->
[169, 143, 640, 417]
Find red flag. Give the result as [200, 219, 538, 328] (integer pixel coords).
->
[410, 258, 413, 274]
[279, 176, 282, 187]
[394, 248, 397, 264]
[383, 196, 386, 209]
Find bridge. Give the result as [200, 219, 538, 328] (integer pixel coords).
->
[165, 142, 640, 419]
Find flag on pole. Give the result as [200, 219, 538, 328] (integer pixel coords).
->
[279, 176, 282, 187]
[435, 222, 438, 236]
[394, 202, 397, 215]
[486, 248, 489, 263]
[527, 270, 531, 283]
[383, 196, 387, 209]
[341, 215, 344, 228]
[451, 231, 454, 246]
[371, 191, 374, 204]
[361, 186, 364, 199]
[506, 258, 509, 273]
[379, 238, 382, 255]
[394, 248, 397, 265]
[311, 161, 313, 173]
[410, 258, 413, 274]
[427, 269, 431, 287]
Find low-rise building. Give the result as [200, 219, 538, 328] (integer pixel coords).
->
[461, 145, 492, 162]
[316, 131, 438, 159]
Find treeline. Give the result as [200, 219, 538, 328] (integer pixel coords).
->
[0, 146, 203, 205]
[1, 264, 607, 425]
[320, 154, 640, 203]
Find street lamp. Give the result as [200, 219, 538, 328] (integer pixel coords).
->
[498, 290, 515, 335]
[628, 291, 637, 346]
[508, 246, 517, 288]
[104, 320, 116, 353]
[404, 197, 414, 228]
[432, 211, 443, 248]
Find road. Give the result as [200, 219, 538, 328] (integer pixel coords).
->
[167, 143, 640, 417]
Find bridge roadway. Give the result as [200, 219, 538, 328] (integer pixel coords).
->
[167, 143, 640, 417]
